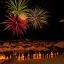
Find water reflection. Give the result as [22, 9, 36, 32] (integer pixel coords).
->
[0, 51, 60, 61]
[0, 54, 5, 60]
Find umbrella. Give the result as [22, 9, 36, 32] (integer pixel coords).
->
[0, 48, 4, 52]
[2, 47, 12, 52]
[11, 46, 24, 52]
[17, 42, 23, 46]
[10, 43, 16, 47]
[15, 46, 25, 51]
[25, 46, 36, 51]
[54, 41, 64, 48]
[36, 46, 49, 51]
[3, 43, 11, 47]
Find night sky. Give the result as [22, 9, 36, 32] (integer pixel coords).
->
[0, 0, 64, 40]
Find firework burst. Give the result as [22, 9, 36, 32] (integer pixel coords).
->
[27, 8, 48, 29]
[1, 0, 29, 36]
[1, 15, 28, 36]
[59, 19, 64, 22]
[7, 0, 29, 16]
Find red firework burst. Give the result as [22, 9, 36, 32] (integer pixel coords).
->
[2, 15, 27, 36]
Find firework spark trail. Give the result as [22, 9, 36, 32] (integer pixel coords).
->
[7, 0, 29, 16]
[0, 0, 29, 37]
[1, 15, 28, 36]
[27, 8, 48, 29]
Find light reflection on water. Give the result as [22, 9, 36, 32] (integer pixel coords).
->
[0, 51, 59, 61]
[0, 55, 5, 60]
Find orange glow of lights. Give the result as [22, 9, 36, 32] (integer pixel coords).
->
[19, 13, 28, 20]
[39, 52, 41, 59]
[51, 52, 53, 58]
[0, 55, 5, 60]
[21, 54, 24, 60]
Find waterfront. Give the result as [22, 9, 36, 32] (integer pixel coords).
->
[0, 40, 64, 64]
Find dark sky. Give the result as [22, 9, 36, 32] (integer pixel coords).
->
[0, 0, 64, 40]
